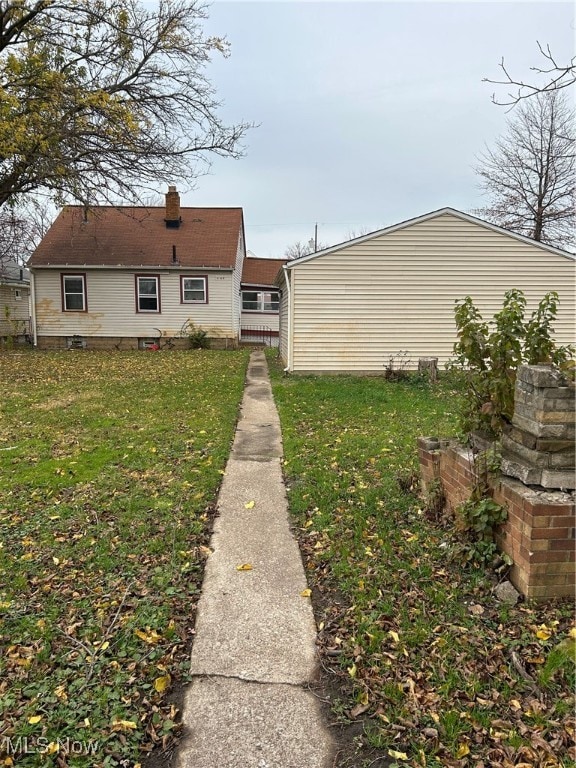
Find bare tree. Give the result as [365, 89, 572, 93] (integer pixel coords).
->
[485, 42, 575, 106]
[474, 91, 575, 249]
[284, 238, 329, 260]
[0, 1, 251, 209]
[0, 197, 56, 266]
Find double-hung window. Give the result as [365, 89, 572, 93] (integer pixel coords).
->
[242, 290, 280, 312]
[181, 276, 207, 304]
[136, 275, 160, 313]
[62, 274, 87, 311]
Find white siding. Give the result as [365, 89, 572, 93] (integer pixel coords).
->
[277, 270, 289, 364]
[33, 269, 236, 338]
[0, 284, 30, 336]
[240, 311, 280, 333]
[289, 213, 575, 372]
[231, 229, 245, 336]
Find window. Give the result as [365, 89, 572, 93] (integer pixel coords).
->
[181, 276, 207, 304]
[14, 289, 21, 300]
[242, 290, 280, 312]
[136, 275, 160, 313]
[62, 274, 87, 312]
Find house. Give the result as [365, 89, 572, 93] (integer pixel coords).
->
[277, 208, 575, 373]
[240, 255, 287, 346]
[27, 187, 247, 349]
[0, 259, 31, 343]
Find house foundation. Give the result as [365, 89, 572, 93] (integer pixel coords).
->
[35, 335, 238, 351]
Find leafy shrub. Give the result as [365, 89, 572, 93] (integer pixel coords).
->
[182, 320, 210, 349]
[451, 290, 574, 436]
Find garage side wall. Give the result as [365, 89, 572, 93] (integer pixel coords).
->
[289, 213, 575, 372]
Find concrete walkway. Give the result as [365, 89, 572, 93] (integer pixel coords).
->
[175, 351, 334, 768]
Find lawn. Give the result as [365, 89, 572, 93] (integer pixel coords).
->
[0, 349, 249, 767]
[268, 356, 575, 768]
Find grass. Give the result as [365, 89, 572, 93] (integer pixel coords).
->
[0, 349, 249, 767]
[268, 354, 575, 768]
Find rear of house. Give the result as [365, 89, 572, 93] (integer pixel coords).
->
[278, 209, 575, 373]
[240, 256, 286, 346]
[28, 188, 246, 349]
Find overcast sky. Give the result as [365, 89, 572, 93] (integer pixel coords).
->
[184, 1, 574, 257]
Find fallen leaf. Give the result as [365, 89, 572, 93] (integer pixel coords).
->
[154, 674, 171, 693]
[28, 715, 42, 724]
[468, 604, 484, 615]
[350, 702, 370, 718]
[134, 628, 162, 644]
[388, 749, 408, 760]
[535, 624, 553, 641]
[389, 630, 400, 643]
[111, 719, 137, 732]
[244, 500, 255, 509]
[347, 663, 357, 678]
[456, 743, 470, 758]
[300, 588, 312, 597]
[236, 563, 253, 571]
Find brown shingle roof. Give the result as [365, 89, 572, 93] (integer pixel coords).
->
[241, 257, 287, 287]
[28, 206, 244, 269]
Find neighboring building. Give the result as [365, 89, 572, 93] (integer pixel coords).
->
[277, 208, 576, 373]
[27, 187, 246, 349]
[0, 259, 31, 342]
[240, 256, 287, 346]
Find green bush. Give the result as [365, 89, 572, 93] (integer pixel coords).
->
[451, 290, 574, 436]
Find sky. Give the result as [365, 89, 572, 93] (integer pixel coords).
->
[181, 1, 574, 258]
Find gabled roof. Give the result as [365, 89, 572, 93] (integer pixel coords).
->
[241, 256, 287, 287]
[284, 207, 575, 268]
[28, 205, 244, 269]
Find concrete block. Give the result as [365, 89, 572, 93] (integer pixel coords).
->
[501, 457, 543, 485]
[541, 386, 575, 401]
[418, 437, 440, 451]
[516, 365, 565, 388]
[540, 469, 576, 490]
[512, 413, 573, 439]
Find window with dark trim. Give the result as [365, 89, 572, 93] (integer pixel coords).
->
[136, 275, 160, 313]
[62, 274, 87, 311]
[181, 276, 207, 304]
[242, 290, 280, 312]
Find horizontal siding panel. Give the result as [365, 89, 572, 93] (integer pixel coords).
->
[34, 270, 235, 337]
[287, 213, 575, 371]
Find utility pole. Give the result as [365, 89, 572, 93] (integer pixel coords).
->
[314, 223, 318, 251]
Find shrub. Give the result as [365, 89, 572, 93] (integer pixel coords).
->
[451, 290, 574, 436]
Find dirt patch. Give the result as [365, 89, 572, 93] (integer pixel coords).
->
[33, 391, 98, 411]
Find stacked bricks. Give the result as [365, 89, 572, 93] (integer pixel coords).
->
[493, 478, 574, 599]
[501, 365, 575, 489]
[417, 437, 575, 600]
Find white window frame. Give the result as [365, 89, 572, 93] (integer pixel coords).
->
[136, 275, 160, 313]
[242, 290, 280, 313]
[181, 275, 208, 304]
[62, 274, 86, 312]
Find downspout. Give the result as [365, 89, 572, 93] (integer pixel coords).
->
[283, 265, 292, 372]
[30, 270, 37, 347]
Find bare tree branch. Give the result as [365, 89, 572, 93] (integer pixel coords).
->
[474, 91, 575, 250]
[484, 41, 576, 107]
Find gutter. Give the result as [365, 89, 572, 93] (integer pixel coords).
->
[30, 271, 37, 347]
[27, 264, 234, 271]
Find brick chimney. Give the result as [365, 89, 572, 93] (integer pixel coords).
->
[165, 185, 181, 228]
